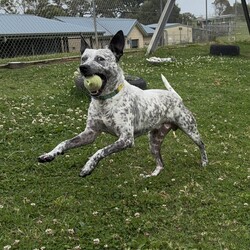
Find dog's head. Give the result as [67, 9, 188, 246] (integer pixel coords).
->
[79, 30, 125, 97]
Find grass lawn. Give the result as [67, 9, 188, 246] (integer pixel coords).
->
[0, 43, 249, 249]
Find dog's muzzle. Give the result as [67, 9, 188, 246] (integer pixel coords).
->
[79, 65, 92, 76]
[79, 65, 107, 96]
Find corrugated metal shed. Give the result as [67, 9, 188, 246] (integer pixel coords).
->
[55, 16, 148, 37]
[0, 14, 98, 36]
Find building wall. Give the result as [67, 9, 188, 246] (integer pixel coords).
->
[68, 36, 106, 53]
[68, 36, 81, 53]
[143, 36, 152, 47]
[126, 26, 144, 49]
[164, 25, 193, 45]
[68, 26, 146, 53]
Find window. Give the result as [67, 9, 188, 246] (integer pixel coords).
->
[131, 39, 139, 48]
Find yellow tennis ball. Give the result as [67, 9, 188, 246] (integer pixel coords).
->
[84, 75, 102, 92]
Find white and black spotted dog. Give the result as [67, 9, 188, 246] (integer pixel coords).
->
[38, 30, 208, 177]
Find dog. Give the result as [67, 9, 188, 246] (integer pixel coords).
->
[38, 30, 208, 177]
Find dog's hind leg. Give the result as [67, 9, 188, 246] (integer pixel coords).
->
[182, 126, 208, 167]
[143, 123, 172, 178]
[176, 111, 208, 167]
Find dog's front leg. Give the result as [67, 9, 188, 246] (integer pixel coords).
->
[79, 135, 134, 177]
[38, 128, 98, 163]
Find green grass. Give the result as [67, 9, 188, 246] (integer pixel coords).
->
[0, 43, 249, 249]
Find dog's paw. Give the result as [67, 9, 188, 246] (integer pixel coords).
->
[38, 154, 55, 163]
[201, 161, 208, 167]
[79, 169, 92, 177]
[140, 173, 152, 178]
[79, 160, 97, 177]
[140, 166, 163, 178]
[140, 173, 157, 178]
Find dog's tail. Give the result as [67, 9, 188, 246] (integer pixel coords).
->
[161, 74, 182, 100]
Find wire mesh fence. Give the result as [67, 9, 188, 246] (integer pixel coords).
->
[0, 0, 249, 63]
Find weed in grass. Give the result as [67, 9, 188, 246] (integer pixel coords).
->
[0, 43, 249, 249]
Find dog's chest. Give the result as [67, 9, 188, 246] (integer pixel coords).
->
[90, 99, 128, 134]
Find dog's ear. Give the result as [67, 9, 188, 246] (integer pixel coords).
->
[80, 34, 91, 55]
[108, 30, 125, 61]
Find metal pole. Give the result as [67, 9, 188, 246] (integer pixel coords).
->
[93, 0, 99, 48]
[205, 0, 208, 41]
[160, 0, 164, 46]
[241, 0, 250, 34]
[205, 0, 208, 27]
[234, 0, 237, 36]
[235, 0, 237, 17]
[146, 0, 175, 55]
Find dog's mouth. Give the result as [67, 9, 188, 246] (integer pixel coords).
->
[86, 73, 107, 97]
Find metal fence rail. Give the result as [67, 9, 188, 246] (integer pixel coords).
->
[0, 0, 249, 63]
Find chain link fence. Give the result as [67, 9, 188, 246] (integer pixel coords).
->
[0, 0, 249, 63]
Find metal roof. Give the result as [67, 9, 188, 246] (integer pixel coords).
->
[54, 16, 106, 34]
[97, 18, 139, 36]
[0, 14, 96, 36]
[55, 17, 148, 37]
[147, 23, 182, 29]
[140, 24, 155, 35]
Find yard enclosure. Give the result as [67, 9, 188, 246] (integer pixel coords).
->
[0, 43, 249, 249]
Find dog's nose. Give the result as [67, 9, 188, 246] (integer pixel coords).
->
[79, 65, 92, 76]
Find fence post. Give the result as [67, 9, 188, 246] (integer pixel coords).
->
[93, 0, 99, 48]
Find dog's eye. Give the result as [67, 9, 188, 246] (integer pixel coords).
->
[96, 56, 105, 62]
[81, 56, 88, 63]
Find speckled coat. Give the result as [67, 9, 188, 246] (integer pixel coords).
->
[38, 30, 208, 178]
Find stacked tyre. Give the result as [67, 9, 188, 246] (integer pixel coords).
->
[210, 45, 240, 56]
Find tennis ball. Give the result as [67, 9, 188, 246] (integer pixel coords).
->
[84, 75, 102, 92]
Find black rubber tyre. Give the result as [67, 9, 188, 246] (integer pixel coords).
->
[125, 75, 147, 90]
[210, 44, 240, 56]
